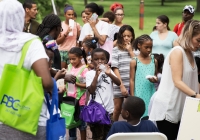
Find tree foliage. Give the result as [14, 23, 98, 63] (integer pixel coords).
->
[18, 0, 71, 20]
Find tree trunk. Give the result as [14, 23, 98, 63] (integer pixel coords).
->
[84, 0, 87, 6]
[197, 0, 200, 12]
[161, 0, 164, 6]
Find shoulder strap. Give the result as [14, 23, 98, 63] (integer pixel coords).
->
[76, 65, 87, 99]
[17, 38, 38, 69]
[132, 57, 137, 72]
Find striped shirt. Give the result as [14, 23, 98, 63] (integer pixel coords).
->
[111, 47, 132, 97]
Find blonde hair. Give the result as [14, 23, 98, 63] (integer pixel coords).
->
[177, 20, 200, 50]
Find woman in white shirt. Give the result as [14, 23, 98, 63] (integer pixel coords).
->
[0, 0, 53, 139]
[149, 20, 200, 140]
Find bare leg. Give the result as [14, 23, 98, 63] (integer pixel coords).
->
[113, 97, 124, 121]
[80, 130, 86, 140]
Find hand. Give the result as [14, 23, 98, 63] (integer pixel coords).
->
[54, 68, 66, 80]
[88, 19, 97, 28]
[104, 64, 111, 75]
[196, 93, 200, 99]
[95, 65, 101, 76]
[64, 74, 76, 84]
[66, 27, 72, 35]
[125, 42, 133, 52]
[120, 85, 129, 96]
[148, 77, 158, 83]
[58, 87, 66, 94]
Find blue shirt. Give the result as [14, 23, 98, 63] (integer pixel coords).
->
[106, 120, 159, 139]
[150, 31, 178, 59]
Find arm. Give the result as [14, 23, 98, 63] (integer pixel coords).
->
[56, 27, 72, 45]
[105, 65, 121, 86]
[88, 20, 107, 46]
[32, 58, 53, 91]
[170, 49, 200, 97]
[129, 60, 136, 96]
[75, 83, 86, 89]
[54, 69, 66, 81]
[87, 74, 99, 94]
[113, 67, 128, 96]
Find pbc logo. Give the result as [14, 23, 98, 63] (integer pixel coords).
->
[0, 94, 20, 111]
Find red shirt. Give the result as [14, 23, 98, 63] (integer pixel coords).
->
[173, 22, 184, 36]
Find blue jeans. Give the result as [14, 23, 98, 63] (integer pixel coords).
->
[69, 106, 87, 140]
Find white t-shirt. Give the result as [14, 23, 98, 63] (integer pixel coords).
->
[0, 39, 49, 126]
[79, 20, 109, 42]
[86, 70, 116, 114]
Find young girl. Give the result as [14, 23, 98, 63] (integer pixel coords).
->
[82, 37, 98, 69]
[66, 47, 88, 140]
[129, 34, 158, 118]
[56, 4, 81, 69]
[111, 25, 135, 121]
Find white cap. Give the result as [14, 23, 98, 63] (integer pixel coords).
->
[183, 5, 195, 14]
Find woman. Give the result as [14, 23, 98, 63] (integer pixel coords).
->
[150, 15, 178, 59]
[110, 2, 124, 27]
[149, 20, 200, 140]
[56, 4, 81, 69]
[36, 14, 62, 70]
[79, 3, 112, 62]
[0, 0, 53, 139]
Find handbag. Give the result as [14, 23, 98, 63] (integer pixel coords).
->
[61, 64, 86, 129]
[80, 93, 111, 125]
[46, 78, 66, 140]
[0, 38, 44, 135]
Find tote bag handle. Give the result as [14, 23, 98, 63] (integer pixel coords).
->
[46, 78, 59, 122]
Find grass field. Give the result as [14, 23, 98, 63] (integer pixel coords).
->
[56, 0, 200, 37]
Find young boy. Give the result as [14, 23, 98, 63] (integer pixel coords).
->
[86, 48, 121, 140]
[106, 96, 159, 139]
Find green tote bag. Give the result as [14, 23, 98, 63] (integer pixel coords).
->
[0, 39, 44, 135]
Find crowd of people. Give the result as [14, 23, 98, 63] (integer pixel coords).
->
[0, 0, 200, 140]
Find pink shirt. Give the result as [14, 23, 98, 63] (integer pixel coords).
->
[67, 65, 88, 106]
[59, 21, 81, 51]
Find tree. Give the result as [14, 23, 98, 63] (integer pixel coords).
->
[197, 0, 200, 12]
[18, 0, 71, 20]
[84, 0, 87, 6]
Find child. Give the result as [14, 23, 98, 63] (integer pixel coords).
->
[86, 48, 121, 140]
[130, 34, 158, 118]
[106, 96, 159, 139]
[82, 37, 98, 69]
[111, 25, 135, 121]
[153, 53, 164, 90]
[66, 47, 88, 140]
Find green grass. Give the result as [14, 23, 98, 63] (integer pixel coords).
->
[57, 0, 199, 37]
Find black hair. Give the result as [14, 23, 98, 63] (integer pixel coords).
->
[82, 37, 98, 50]
[195, 57, 200, 83]
[152, 26, 157, 31]
[68, 47, 86, 64]
[153, 53, 164, 73]
[133, 34, 152, 51]
[157, 15, 170, 30]
[103, 11, 115, 23]
[91, 48, 110, 64]
[85, 2, 104, 16]
[117, 25, 135, 50]
[23, 0, 36, 9]
[74, 11, 77, 18]
[36, 14, 61, 39]
[123, 96, 145, 119]
[81, 11, 85, 16]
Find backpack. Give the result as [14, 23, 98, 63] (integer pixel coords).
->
[61, 64, 86, 129]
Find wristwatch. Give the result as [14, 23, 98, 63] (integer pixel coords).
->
[191, 92, 197, 98]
